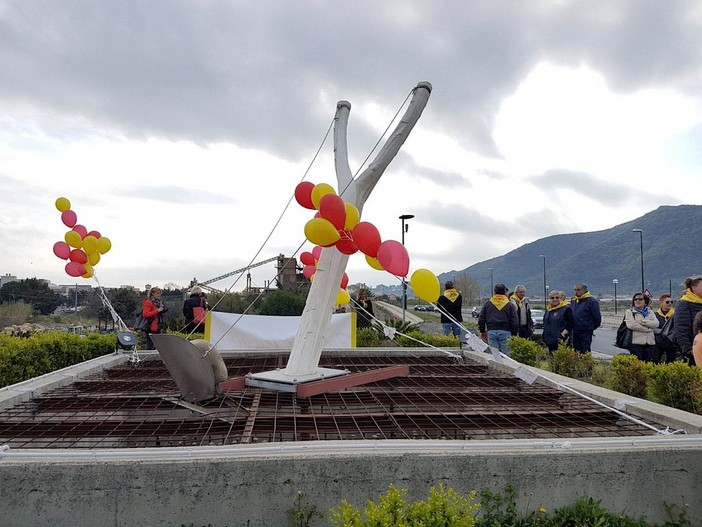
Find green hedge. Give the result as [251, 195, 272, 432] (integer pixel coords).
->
[0, 332, 116, 388]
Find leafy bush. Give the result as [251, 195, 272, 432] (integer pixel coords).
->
[610, 354, 649, 399]
[507, 336, 544, 366]
[0, 300, 35, 328]
[396, 330, 459, 348]
[330, 483, 479, 527]
[549, 341, 596, 379]
[357, 327, 383, 347]
[0, 332, 115, 387]
[648, 361, 702, 414]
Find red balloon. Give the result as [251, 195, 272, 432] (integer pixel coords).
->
[61, 210, 77, 228]
[340, 272, 349, 290]
[65, 261, 86, 277]
[302, 264, 316, 279]
[294, 182, 316, 210]
[300, 251, 315, 266]
[377, 240, 410, 277]
[53, 241, 71, 260]
[352, 222, 382, 257]
[335, 238, 358, 255]
[87, 230, 102, 239]
[73, 224, 88, 239]
[312, 246, 323, 261]
[318, 194, 346, 230]
[69, 249, 88, 264]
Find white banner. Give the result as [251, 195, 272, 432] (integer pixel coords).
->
[205, 311, 355, 351]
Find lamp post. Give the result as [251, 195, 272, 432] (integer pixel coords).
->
[399, 214, 414, 322]
[539, 255, 547, 310]
[613, 278, 618, 314]
[488, 267, 494, 296]
[632, 228, 644, 293]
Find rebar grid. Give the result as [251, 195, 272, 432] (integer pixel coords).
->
[0, 354, 659, 448]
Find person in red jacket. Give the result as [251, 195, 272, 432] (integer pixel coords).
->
[142, 286, 167, 350]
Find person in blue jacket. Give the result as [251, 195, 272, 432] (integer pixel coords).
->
[542, 291, 574, 352]
[570, 283, 601, 353]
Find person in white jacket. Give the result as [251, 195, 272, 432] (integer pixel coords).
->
[625, 293, 660, 362]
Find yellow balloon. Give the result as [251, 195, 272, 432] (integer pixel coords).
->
[83, 235, 99, 255]
[88, 251, 101, 266]
[55, 197, 71, 212]
[65, 230, 83, 248]
[97, 236, 112, 254]
[310, 183, 336, 210]
[343, 202, 360, 231]
[336, 289, 351, 305]
[304, 218, 340, 246]
[410, 269, 441, 303]
[81, 263, 94, 279]
[365, 254, 384, 271]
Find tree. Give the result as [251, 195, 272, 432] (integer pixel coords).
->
[452, 273, 482, 304]
[0, 278, 62, 315]
[258, 291, 307, 316]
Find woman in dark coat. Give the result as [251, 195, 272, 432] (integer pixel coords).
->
[673, 275, 702, 366]
[183, 286, 208, 333]
[542, 290, 574, 352]
[355, 289, 374, 329]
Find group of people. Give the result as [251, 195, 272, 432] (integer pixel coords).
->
[139, 286, 209, 350]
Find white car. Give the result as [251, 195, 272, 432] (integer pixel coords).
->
[531, 309, 544, 329]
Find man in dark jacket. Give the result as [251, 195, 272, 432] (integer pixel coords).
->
[478, 283, 519, 354]
[570, 283, 601, 353]
[510, 284, 534, 338]
[437, 281, 463, 337]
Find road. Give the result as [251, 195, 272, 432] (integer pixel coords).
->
[534, 325, 627, 357]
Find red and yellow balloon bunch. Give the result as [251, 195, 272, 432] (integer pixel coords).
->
[52, 197, 112, 279]
[295, 182, 409, 277]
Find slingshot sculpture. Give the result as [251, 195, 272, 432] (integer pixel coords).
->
[247, 81, 433, 389]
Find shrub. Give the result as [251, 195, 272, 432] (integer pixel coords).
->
[549, 341, 596, 379]
[396, 330, 459, 348]
[610, 354, 649, 399]
[0, 300, 35, 328]
[330, 483, 479, 527]
[357, 327, 382, 347]
[507, 336, 544, 366]
[0, 331, 115, 387]
[648, 361, 702, 414]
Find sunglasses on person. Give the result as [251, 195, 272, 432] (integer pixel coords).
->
[664, 300, 674, 305]
[549, 296, 559, 300]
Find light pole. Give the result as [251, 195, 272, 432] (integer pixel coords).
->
[613, 278, 618, 314]
[488, 267, 494, 296]
[399, 214, 414, 322]
[539, 255, 547, 310]
[632, 228, 644, 293]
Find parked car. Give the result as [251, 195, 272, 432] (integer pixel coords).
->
[531, 309, 544, 329]
[471, 306, 481, 318]
[413, 304, 433, 312]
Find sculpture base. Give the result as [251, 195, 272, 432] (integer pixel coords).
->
[245, 367, 349, 393]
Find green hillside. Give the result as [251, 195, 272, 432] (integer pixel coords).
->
[439, 204, 702, 300]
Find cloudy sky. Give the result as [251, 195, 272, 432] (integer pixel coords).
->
[1, 1, 701, 293]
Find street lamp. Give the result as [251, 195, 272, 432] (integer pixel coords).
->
[539, 255, 547, 310]
[399, 214, 414, 322]
[632, 228, 644, 293]
[488, 267, 494, 296]
[613, 278, 618, 314]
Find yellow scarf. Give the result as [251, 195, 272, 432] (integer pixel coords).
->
[443, 288, 460, 302]
[490, 294, 510, 310]
[656, 307, 675, 319]
[547, 300, 569, 312]
[680, 289, 702, 304]
[572, 291, 592, 303]
[510, 293, 524, 307]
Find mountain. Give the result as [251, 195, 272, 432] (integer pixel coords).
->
[437, 204, 702, 300]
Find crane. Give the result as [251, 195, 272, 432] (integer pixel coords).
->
[189, 254, 286, 294]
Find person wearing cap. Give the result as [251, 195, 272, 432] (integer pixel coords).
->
[478, 283, 519, 354]
[571, 282, 601, 353]
[437, 281, 463, 337]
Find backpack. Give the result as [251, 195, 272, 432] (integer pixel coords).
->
[614, 317, 633, 349]
[193, 298, 206, 325]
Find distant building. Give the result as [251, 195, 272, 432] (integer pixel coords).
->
[0, 274, 18, 288]
[56, 284, 93, 297]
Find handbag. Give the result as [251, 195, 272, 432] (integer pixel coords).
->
[193, 298, 206, 325]
[133, 314, 151, 332]
[660, 316, 675, 342]
[614, 318, 633, 349]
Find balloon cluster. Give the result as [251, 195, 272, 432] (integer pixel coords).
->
[52, 197, 112, 278]
[295, 182, 442, 304]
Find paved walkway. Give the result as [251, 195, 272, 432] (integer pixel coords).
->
[374, 301, 424, 324]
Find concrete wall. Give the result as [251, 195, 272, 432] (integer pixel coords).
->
[1, 440, 701, 526]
